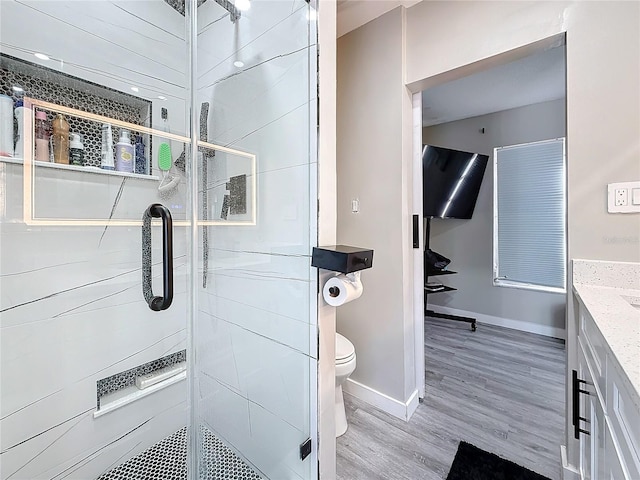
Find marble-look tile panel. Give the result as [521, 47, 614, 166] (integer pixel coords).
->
[200, 291, 313, 355]
[197, 314, 311, 430]
[1, 383, 186, 480]
[201, 248, 311, 324]
[246, 400, 312, 480]
[204, 48, 310, 150]
[1, 156, 189, 480]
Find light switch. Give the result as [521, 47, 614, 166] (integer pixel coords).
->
[633, 188, 640, 205]
[351, 199, 359, 213]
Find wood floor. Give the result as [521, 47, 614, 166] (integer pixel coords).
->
[336, 317, 566, 480]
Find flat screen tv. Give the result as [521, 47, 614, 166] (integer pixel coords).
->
[423, 145, 489, 219]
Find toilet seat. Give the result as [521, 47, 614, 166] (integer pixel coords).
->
[336, 333, 355, 365]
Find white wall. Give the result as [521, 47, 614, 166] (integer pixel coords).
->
[338, 1, 638, 471]
[337, 7, 418, 415]
[405, 0, 640, 263]
[423, 99, 567, 336]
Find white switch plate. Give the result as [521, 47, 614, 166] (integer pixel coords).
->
[608, 181, 640, 213]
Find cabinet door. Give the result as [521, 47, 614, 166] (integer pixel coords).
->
[578, 345, 606, 480]
[605, 421, 630, 480]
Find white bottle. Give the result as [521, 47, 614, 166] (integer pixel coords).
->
[101, 123, 115, 170]
[115, 129, 134, 173]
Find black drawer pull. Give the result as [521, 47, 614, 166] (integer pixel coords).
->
[572, 369, 591, 439]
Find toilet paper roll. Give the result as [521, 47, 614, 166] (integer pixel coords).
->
[322, 272, 363, 307]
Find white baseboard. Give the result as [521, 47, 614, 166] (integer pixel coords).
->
[344, 378, 420, 421]
[560, 445, 580, 480]
[427, 305, 566, 340]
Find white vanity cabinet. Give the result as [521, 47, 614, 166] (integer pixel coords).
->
[574, 301, 640, 480]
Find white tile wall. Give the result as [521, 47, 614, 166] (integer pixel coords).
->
[0, 162, 189, 480]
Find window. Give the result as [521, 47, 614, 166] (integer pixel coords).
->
[493, 138, 566, 293]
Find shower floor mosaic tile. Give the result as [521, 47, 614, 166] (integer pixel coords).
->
[97, 426, 262, 480]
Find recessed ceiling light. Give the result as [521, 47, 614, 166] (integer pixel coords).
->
[131, 86, 139, 92]
[12, 85, 24, 92]
[235, 0, 250, 11]
[34, 52, 50, 61]
[158, 95, 167, 100]
[233, 61, 244, 68]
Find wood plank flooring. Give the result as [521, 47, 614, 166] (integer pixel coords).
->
[336, 317, 566, 480]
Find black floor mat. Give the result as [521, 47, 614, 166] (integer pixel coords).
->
[446, 441, 552, 480]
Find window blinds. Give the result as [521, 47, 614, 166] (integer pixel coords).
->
[494, 138, 566, 291]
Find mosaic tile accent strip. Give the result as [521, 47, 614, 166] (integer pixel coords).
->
[1, 54, 151, 168]
[97, 350, 186, 408]
[165, 0, 208, 16]
[97, 426, 263, 480]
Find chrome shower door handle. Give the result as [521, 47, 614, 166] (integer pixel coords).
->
[142, 203, 174, 311]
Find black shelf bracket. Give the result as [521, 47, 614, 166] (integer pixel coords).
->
[424, 217, 476, 331]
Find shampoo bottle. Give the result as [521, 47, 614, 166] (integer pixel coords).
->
[101, 123, 115, 170]
[115, 129, 134, 173]
[69, 133, 84, 166]
[35, 111, 50, 162]
[52, 114, 69, 164]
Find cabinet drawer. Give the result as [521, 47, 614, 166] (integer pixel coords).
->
[579, 304, 607, 401]
[606, 361, 640, 478]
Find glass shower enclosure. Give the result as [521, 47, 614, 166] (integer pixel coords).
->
[0, 1, 318, 479]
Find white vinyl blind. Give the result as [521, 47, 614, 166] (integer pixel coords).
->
[494, 138, 566, 291]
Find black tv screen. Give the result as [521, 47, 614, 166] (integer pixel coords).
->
[423, 145, 489, 219]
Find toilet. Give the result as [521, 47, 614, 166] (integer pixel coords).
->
[335, 333, 356, 437]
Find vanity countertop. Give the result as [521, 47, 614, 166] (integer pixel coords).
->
[573, 282, 640, 400]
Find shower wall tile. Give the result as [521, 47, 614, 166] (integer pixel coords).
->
[202, 250, 312, 322]
[198, 313, 310, 431]
[200, 293, 312, 355]
[246, 400, 311, 480]
[198, 373, 252, 453]
[232, 327, 310, 432]
[0, 162, 189, 480]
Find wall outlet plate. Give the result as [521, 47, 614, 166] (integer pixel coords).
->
[608, 181, 640, 213]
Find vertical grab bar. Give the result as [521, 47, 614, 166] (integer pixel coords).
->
[142, 203, 174, 311]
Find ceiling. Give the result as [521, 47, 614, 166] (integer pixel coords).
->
[422, 45, 566, 127]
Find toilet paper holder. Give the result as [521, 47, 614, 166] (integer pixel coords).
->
[311, 245, 374, 274]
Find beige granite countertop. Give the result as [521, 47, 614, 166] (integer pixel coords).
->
[573, 282, 640, 400]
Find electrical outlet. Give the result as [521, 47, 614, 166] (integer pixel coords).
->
[615, 188, 628, 206]
[608, 181, 640, 213]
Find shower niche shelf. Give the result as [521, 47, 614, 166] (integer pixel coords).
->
[1, 156, 159, 181]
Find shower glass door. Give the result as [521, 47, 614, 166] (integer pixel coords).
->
[0, 0, 317, 479]
[192, 1, 318, 479]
